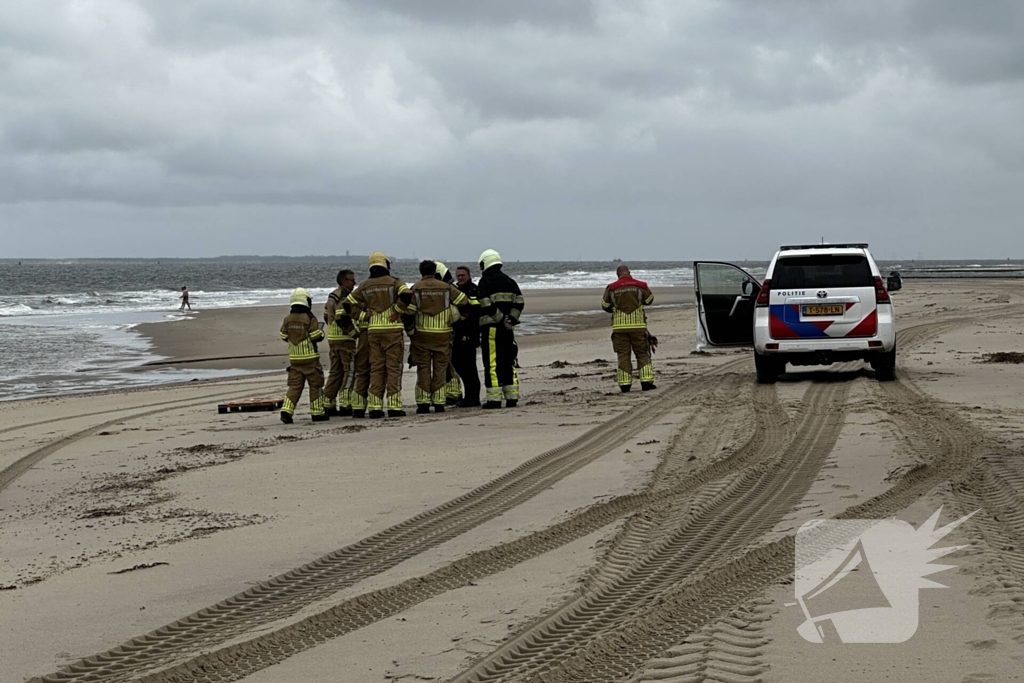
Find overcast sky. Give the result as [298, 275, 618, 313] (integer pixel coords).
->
[1, 0, 1022, 260]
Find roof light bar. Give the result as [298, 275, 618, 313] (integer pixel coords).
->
[778, 244, 869, 251]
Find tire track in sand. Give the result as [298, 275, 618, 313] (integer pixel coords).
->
[0, 376, 283, 438]
[451, 373, 851, 683]
[109, 374, 760, 683]
[39, 309, 1007, 679]
[533, 348, 998, 682]
[31, 359, 749, 683]
[871, 376, 1024, 642]
[631, 597, 776, 683]
[0, 380, 284, 495]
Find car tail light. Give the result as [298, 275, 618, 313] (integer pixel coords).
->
[766, 343, 779, 350]
[755, 279, 771, 307]
[868, 340, 883, 348]
[874, 276, 890, 304]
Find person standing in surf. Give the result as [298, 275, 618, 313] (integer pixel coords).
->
[179, 286, 191, 311]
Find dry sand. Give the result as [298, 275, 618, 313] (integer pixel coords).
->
[3, 280, 1024, 683]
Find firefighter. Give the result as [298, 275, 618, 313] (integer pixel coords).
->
[279, 288, 328, 423]
[350, 309, 372, 418]
[405, 260, 471, 414]
[452, 265, 481, 407]
[343, 252, 411, 418]
[435, 261, 455, 284]
[434, 261, 463, 405]
[477, 249, 524, 409]
[323, 269, 359, 416]
[601, 265, 656, 392]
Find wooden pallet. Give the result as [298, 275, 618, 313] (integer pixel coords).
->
[218, 398, 284, 414]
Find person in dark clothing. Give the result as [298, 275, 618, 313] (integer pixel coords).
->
[476, 250, 524, 409]
[452, 265, 482, 407]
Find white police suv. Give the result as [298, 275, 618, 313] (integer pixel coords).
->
[694, 244, 897, 383]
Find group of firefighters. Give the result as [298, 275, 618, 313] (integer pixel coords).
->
[278, 252, 658, 423]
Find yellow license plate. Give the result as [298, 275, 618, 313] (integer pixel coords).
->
[802, 304, 844, 316]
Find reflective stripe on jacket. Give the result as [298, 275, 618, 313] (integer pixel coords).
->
[325, 287, 359, 341]
[477, 268, 525, 327]
[602, 277, 654, 330]
[280, 310, 324, 361]
[345, 275, 410, 332]
[406, 277, 469, 333]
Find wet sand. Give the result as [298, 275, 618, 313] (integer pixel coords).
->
[134, 286, 694, 372]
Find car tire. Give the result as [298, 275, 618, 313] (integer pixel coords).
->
[754, 351, 781, 384]
[871, 347, 897, 382]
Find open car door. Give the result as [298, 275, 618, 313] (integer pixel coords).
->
[694, 261, 760, 348]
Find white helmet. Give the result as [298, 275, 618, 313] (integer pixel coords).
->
[289, 287, 311, 307]
[479, 249, 502, 271]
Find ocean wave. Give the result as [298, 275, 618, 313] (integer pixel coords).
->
[0, 303, 35, 317]
[517, 267, 698, 290]
[0, 287, 333, 318]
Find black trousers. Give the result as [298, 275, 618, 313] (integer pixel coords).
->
[452, 335, 481, 404]
[481, 325, 519, 404]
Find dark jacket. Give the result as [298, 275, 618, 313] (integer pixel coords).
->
[453, 280, 481, 347]
[477, 266, 525, 328]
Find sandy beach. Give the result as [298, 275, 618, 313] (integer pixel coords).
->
[3, 279, 1024, 683]
[133, 287, 695, 373]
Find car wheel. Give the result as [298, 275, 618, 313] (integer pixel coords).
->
[871, 347, 897, 382]
[754, 351, 781, 384]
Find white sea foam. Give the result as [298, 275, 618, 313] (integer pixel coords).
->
[517, 267, 699, 290]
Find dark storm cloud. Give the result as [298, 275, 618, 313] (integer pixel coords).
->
[1, 0, 1023, 258]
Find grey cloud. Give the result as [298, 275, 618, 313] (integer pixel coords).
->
[354, 0, 598, 29]
[2, 0, 1023, 258]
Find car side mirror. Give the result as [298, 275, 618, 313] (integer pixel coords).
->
[741, 280, 756, 297]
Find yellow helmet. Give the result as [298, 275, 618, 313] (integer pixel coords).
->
[479, 249, 502, 271]
[368, 251, 389, 268]
[290, 287, 311, 307]
[435, 261, 449, 279]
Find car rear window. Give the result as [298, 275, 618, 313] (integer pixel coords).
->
[772, 255, 874, 288]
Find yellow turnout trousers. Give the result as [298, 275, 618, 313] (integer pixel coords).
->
[282, 360, 325, 416]
[411, 332, 452, 406]
[611, 329, 654, 387]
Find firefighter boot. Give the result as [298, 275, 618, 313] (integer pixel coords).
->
[416, 404, 431, 415]
[280, 411, 293, 424]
